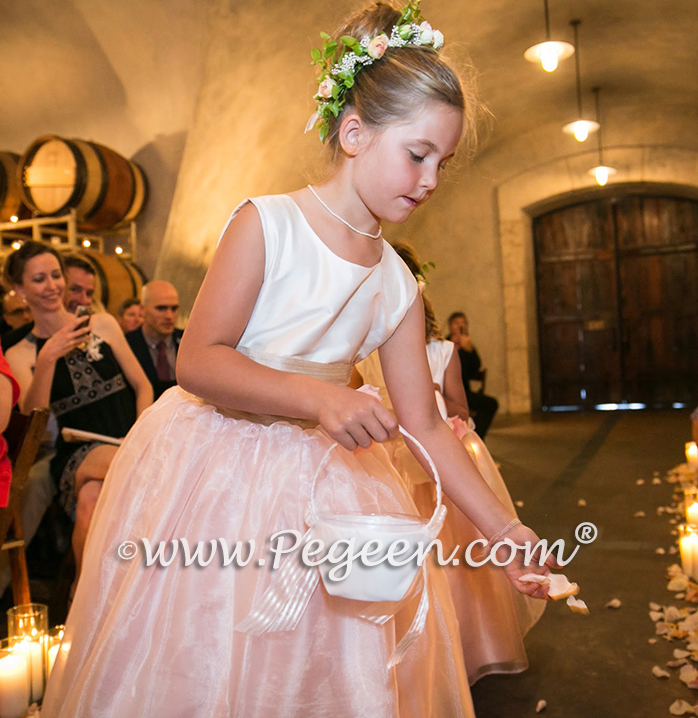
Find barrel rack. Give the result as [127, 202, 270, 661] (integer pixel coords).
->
[0, 209, 137, 260]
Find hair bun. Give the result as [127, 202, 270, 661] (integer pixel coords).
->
[336, 2, 401, 42]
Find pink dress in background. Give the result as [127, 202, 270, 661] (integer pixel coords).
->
[358, 340, 545, 685]
[41, 196, 475, 718]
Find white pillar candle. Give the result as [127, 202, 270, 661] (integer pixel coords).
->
[687, 442, 698, 466]
[47, 644, 60, 676]
[13, 639, 43, 702]
[0, 651, 30, 718]
[688, 502, 698, 526]
[680, 527, 698, 580]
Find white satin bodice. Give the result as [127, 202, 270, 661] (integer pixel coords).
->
[425, 339, 455, 392]
[220, 195, 418, 365]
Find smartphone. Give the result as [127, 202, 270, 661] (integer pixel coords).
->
[76, 305, 91, 330]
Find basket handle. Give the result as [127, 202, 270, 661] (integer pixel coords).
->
[308, 426, 442, 530]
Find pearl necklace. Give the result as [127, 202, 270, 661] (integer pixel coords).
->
[307, 185, 382, 240]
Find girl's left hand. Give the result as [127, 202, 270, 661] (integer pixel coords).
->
[497, 523, 562, 599]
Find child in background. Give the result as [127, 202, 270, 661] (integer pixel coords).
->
[356, 242, 545, 685]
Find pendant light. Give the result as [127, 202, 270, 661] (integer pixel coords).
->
[562, 20, 599, 142]
[524, 0, 575, 73]
[588, 87, 616, 186]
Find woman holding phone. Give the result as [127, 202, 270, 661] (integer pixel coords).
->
[3, 242, 152, 590]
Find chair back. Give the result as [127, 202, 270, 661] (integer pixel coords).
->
[0, 409, 50, 541]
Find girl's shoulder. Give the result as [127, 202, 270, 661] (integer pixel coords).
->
[217, 194, 298, 250]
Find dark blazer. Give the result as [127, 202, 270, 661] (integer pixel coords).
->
[126, 326, 183, 400]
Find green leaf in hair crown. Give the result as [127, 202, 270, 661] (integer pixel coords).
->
[305, 0, 445, 143]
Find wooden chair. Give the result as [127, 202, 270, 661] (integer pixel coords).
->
[0, 408, 50, 605]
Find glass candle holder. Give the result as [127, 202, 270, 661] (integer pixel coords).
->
[7, 603, 48, 703]
[686, 487, 698, 526]
[679, 524, 698, 580]
[687, 442, 698, 466]
[0, 637, 31, 718]
[46, 625, 65, 678]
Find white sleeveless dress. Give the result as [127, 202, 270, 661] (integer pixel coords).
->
[358, 339, 545, 685]
[41, 196, 474, 718]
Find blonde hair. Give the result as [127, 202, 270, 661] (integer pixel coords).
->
[325, 2, 481, 160]
[392, 241, 442, 342]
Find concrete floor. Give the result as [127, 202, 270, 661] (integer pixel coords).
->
[471, 409, 693, 718]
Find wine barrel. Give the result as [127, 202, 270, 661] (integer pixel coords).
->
[115, 162, 148, 228]
[72, 250, 147, 317]
[0, 152, 31, 222]
[18, 136, 148, 231]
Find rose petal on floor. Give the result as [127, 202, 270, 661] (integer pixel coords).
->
[653, 665, 671, 678]
[535, 699, 547, 713]
[567, 596, 589, 614]
[670, 698, 698, 715]
[606, 598, 622, 609]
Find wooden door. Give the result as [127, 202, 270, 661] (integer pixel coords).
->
[616, 196, 698, 405]
[534, 194, 698, 409]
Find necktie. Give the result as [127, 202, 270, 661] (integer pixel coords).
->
[156, 341, 170, 381]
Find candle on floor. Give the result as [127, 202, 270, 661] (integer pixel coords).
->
[679, 524, 698, 580]
[686, 442, 698, 466]
[47, 625, 65, 677]
[6, 604, 48, 703]
[0, 639, 30, 718]
[686, 488, 698, 525]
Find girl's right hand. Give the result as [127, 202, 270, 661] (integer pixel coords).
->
[38, 316, 92, 364]
[318, 386, 398, 451]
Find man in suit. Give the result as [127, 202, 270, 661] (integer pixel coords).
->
[447, 311, 499, 440]
[126, 281, 183, 400]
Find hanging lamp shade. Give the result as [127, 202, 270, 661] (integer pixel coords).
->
[563, 119, 600, 142]
[588, 165, 617, 186]
[587, 87, 616, 186]
[524, 0, 574, 72]
[562, 19, 598, 142]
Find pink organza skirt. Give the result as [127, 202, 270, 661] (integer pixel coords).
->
[385, 423, 546, 686]
[41, 388, 474, 718]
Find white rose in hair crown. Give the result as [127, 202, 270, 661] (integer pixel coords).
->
[305, 0, 446, 143]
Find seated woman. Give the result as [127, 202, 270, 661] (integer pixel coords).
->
[3, 242, 153, 589]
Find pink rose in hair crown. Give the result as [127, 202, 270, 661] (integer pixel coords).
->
[316, 78, 336, 99]
[367, 33, 389, 59]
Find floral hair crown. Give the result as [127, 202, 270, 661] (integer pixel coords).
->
[305, 0, 445, 143]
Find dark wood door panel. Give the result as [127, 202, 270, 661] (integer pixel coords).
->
[535, 194, 698, 409]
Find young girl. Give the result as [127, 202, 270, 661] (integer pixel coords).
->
[356, 243, 546, 685]
[42, 3, 553, 716]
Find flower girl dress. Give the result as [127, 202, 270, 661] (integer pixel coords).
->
[358, 338, 545, 684]
[41, 196, 474, 718]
